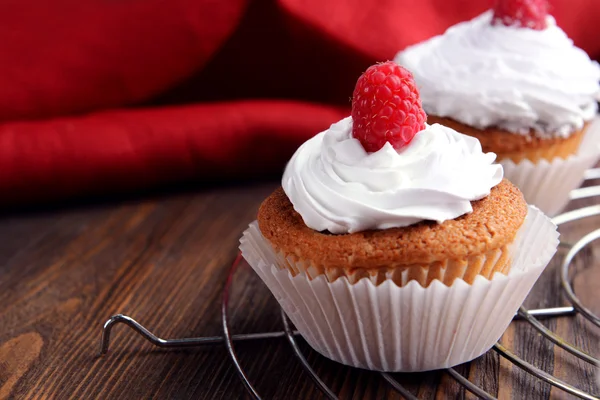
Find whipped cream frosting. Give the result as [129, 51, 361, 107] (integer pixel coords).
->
[282, 117, 503, 234]
[395, 11, 600, 138]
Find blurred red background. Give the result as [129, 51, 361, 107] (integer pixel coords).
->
[1, 0, 598, 204]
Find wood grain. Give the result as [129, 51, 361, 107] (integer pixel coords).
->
[0, 181, 598, 400]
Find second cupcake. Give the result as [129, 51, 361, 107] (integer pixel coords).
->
[395, 0, 600, 215]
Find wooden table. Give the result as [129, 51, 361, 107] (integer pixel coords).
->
[0, 181, 598, 400]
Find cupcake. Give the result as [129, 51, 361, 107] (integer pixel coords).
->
[240, 62, 558, 372]
[395, 0, 600, 216]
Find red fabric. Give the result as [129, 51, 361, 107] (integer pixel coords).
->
[0, 0, 248, 121]
[0, 101, 346, 203]
[0, 0, 599, 204]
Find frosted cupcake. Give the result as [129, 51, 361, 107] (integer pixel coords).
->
[240, 62, 558, 371]
[395, 0, 600, 215]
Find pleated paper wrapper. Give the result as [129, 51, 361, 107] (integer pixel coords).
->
[239, 206, 558, 372]
[501, 118, 600, 216]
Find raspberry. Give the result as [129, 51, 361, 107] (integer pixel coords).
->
[492, 0, 548, 30]
[351, 61, 426, 153]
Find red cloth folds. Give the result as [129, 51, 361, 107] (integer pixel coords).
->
[0, 101, 347, 203]
[0, 0, 599, 204]
[0, 0, 248, 121]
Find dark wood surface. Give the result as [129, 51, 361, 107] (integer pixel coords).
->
[0, 181, 598, 400]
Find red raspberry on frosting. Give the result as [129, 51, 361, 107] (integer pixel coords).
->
[492, 0, 548, 30]
[351, 62, 426, 153]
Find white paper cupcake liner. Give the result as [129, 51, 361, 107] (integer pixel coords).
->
[501, 119, 600, 216]
[239, 206, 558, 372]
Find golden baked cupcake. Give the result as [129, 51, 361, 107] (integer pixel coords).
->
[240, 62, 558, 372]
[395, 0, 600, 215]
[258, 181, 524, 287]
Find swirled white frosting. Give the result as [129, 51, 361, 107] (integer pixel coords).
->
[282, 117, 503, 234]
[395, 11, 600, 138]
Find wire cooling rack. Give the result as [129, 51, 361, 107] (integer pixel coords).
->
[99, 169, 600, 400]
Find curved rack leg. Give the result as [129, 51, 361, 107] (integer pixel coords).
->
[99, 314, 214, 355]
[100, 314, 167, 355]
[100, 316, 297, 355]
[100, 314, 302, 355]
[99, 306, 576, 356]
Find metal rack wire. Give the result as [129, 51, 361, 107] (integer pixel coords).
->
[100, 169, 600, 400]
